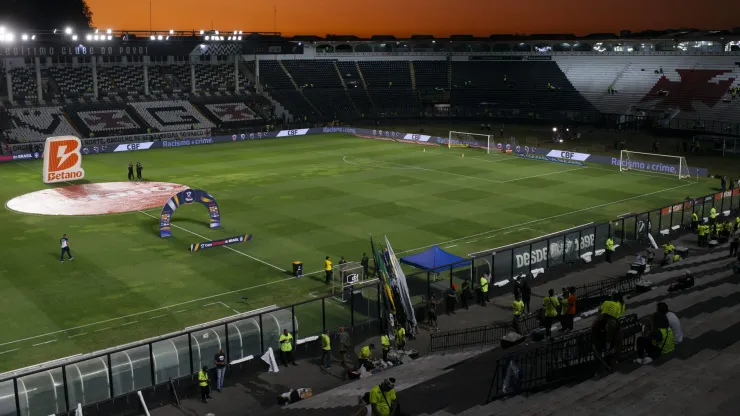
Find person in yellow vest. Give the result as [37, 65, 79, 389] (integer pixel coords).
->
[662, 241, 674, 255]
[542, 289, 560, 338]
[593, 293, 624, 357]
[691, 212, 699, 231]
[320, 328, 332, 369]
[605, 235, 615, 263]
[369, 378, 397, 416]
[88, 132, 94, 138]
[279, 329, 297, 367]
[198, 365, 212, 403]
[635, 312, 674, 364]
[698, 223, 706, 246]
[479, 274, 489, 306]
[380, 333, 391, 362]
[710, 207, 717, 224]
[735, 215, 740, 231]
[512, 294, 524, 334]
[324, 256, 333, 285]
[358, 343, 375, 370]
[395, 325, 406, 350]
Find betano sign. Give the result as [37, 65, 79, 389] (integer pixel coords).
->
[43, 136, 85, 184]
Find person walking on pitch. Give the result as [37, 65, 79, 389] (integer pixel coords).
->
[60, 234, 74, 262]
[324, 256, 333, 285]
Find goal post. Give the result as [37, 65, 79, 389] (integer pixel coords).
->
[619, 150, 696, 181]
[447, 131, 492, 153]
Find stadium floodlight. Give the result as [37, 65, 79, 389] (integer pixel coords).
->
[157, 35, 163, 40]
[237, 36, 242, 41]
[227, 36, 232, 41]
[447, 131, 492, 153]
[205, 35, 210, 41]
[21, 34, 28, 41]
[233, 30, 237, 35]
[215, 30, 219, 35]
[165, 36, 169, 40]
[169, 29, 174, 34]
[238, 31, 243, 34]
[199, 30, 204, 34]
[107, 35, 112, 40]
[619, 150, 695, 181]
[107, 29, 112, 34]
[65, 27, 72, 35]
[150, 35, 155, 40]
[95, 29, 99, 34]
[0, 26, 5, 33]
[86, 34, 92, 41]
[31, 35, 36, 40]
[71, 35, 78, 40]
[5, 33, 13, 42]
[552, 127, 557, 132]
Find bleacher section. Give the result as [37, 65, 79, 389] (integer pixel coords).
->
[280, 60, 357, 118]
[71, 106, 143, 137]
[148, 66, 174, 94]
[336, 61, 374, 115]
[259, 61, 318, 120]
[414, 60, 449, 89]
[98, 66, 145, 96]
[9, 68, 38, 100]
[47, 67, 94, 98]
[555, 56, 740, 122]
[194, 65, 238, 93]
[129, 100, 215, 132]
[200, 101, 261, 125]
[358, 61, 418, 114]
[451, 61, 596, 115]
[4, 107, 79, 142]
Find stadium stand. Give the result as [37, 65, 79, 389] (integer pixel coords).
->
[259, 60, 319, 120]
[147, 65, 175, 94]
[413, 60, 449, 89]
[9, 68, 38, 101]
[128, 100, 215, 131]
[98, 65, 146, 96]
[336, 61, 375, 116]
[70, 105, 144, 137]
[194, 64, 239, 93]
[358, 61, 419, 114]
[4, 106, 80, 143]
[47, 66, 94, 98]
[197, 100, 262, 126]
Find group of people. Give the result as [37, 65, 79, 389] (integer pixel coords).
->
[196, 348, 228, 403]
[535, 286, 577, 337]
[357, 325, 407, 371]
[126, 162, 143, 181]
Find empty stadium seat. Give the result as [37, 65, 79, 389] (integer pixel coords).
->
[5, 107, 80, 142]
[129, 100, 215, 132]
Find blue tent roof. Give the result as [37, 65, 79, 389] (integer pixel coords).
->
[400, 245, 471, 273]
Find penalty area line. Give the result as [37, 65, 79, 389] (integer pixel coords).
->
[137, 210, 284, 273]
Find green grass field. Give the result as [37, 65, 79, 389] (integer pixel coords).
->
[0, 133, 715, 372]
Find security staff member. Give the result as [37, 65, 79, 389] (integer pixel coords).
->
[324, 256, 333, 285]
[512, 294, 525, 334]
[127, 162, 134, 181]
[136, 162, 143, 180]
[358, 343, 375, 370]
[691, 212, 699, 231]
[663, 241, 675, 255]
[479, 275, 489, 306]
[320, 329, 332, 369]
[710, 207, 718, 224]
[369, 378, 397, 416]
[279, 329, 297, 367]
[698, 223, 707, 246]
[198, 365, 212, 403]
[543, 289, 560, 338]
[380, 333, 391, 362]
[605, 235, 615, 263]
[395, 325, 406, 350]
[735, 215, 740, 231]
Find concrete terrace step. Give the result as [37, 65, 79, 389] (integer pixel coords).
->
[286, 349, 489, 410]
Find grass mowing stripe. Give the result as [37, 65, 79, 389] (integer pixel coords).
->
[137, 210, 285, 272]
[500, 167, 586, 183]
[396, 181, 695, 255]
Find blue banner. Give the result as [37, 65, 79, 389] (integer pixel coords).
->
[160, 188, 221, 238]
[190, 234, 251, 251]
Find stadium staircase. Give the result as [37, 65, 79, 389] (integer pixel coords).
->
[410, 61, 417, 90]
[354, 62, 378, 113]
[333, 61, 362, 117]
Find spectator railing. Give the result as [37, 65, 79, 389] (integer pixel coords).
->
[486, 314, 641, 402]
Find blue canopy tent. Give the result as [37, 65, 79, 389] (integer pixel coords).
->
[400, 245, 472, 299]
[400, 245, 471, 273]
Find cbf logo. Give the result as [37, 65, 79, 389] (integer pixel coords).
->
[287, 129, 299, 136]
[515, 145, 521, 153]
[232, 135, 237, 141]
[184, 190, 194, 203]
[346, 274, 360, 284]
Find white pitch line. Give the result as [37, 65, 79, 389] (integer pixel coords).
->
[0, 274, 297, 348]
[0, 349, 19, 355]
[138, 210, 285, 272]
[499, 167, 585, 183]
[174, 309, 188, 314]
[146, 314, 167, 321]
[94, 327, 111, 332]
[395, 181, 695, 255]
[445, 244, 458, 248]
[32, 340, 57, 347]
[67, 333, 87, 339]
[217, 301, 240, 314]
[120, 321, 139, 327]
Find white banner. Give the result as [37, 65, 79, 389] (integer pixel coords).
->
[402, 133, 431, 142]
[114, 142, 154, 152]
[276, 128, 309, 138]
[546, 150, 591, 161]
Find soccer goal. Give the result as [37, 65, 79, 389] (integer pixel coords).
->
[447, 131, 492, 153]
[619, 150, 696, 181]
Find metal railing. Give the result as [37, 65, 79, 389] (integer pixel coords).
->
[428, 274, 641, 353]
[486, 314, 641, 402]
[0, 282, 382, 416]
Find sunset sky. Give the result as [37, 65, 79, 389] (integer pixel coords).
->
[85, 0, 739, 37]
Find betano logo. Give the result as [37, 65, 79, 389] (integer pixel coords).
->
[43, 136, 85, 184]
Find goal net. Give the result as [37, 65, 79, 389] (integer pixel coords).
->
[619, 150, 695, 180]
[447, 131, 492, 153]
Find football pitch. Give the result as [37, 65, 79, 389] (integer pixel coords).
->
[0, 133, 714, 372]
